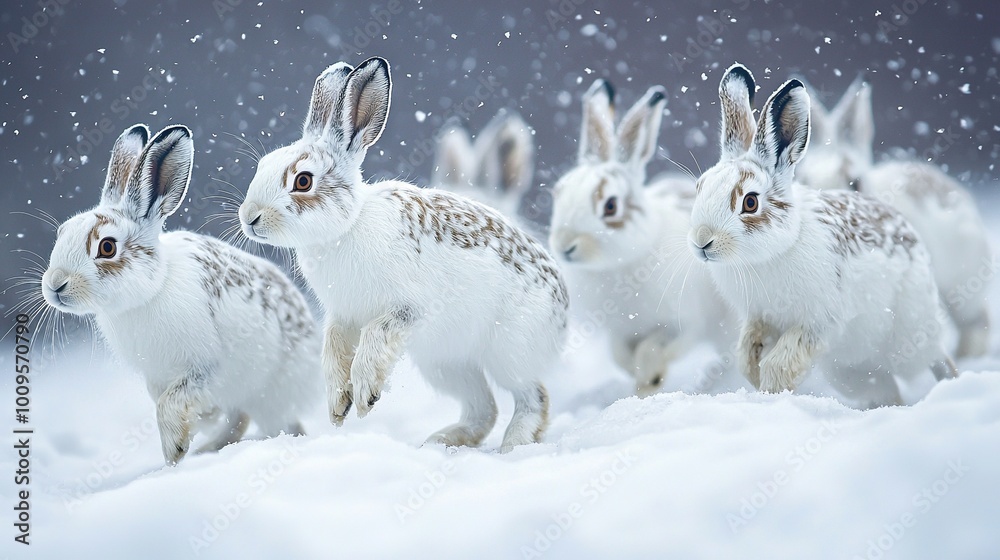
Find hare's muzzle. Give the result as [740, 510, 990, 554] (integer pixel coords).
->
[41, 268, 72, 307]
[691, 225, 717, 262]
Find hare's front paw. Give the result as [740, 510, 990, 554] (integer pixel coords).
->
[156, 383, 197, 465]
[757, 330, 814, 393]
[738, 321, 770, 389]
[328, 378, 354, 426]
[633, 336, 668, 397]
[757, 353, 800, 393]
[323, 328, 356, 426]
[156, 410, 191, 466]
[350, 360, 385, 418]
[741, 339, 764, 389]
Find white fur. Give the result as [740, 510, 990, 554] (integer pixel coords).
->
[689, 65, 955, 407]
[239, 58, 567, 452]
[797, 79, 991, 358]
[42, 124, 321, 465]
[548, 79, 735, 396]
[432, 109, 534, 222]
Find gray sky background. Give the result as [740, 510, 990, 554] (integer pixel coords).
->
[1, 0, 998, 315]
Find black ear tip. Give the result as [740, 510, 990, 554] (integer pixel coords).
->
[124, 124, 150, 143]
[648, 89, 666, 107]
[150, 125, 192, 145]
[359, 56, 390, 73]
[442, 116, 464, 130]
[724, 63, 756, 103]
[325, 62, 353, 77]
[599, 79, 615, 104]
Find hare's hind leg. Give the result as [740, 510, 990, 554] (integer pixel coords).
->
[195, 411, 250, 454]
[156, 371, 211, 465]
[757, 325, 818, 393]
[633, 332, 691, 397]
[487, 333, 555, 452]
[498, 383, 549, 453]
[738, 318, 777, 390]
[931, 353, 958, 381]
[824, 363, 902, 409]
[324, 323, 358, 427]
[423, 364, 498, 448]
[954, 308, 989, 360]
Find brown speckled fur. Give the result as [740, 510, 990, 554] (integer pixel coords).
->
[816, 191, 919, 258]
[389, 188, 569, 319]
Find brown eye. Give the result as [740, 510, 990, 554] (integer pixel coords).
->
[97, 237, 117, 259]
[603, 196, 618, 217]
[293, 172, 313, 192]
[742, 193, 759, 214]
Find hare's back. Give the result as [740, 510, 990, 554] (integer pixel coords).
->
[161, 231, 316, 345]
[384, 184, 567, 307]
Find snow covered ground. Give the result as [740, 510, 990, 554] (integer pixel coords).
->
[3, 197, 1000, 559]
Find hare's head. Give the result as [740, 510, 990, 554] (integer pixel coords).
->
[42, 124, 193, 315]
[548, 79, 668, 269]
[689, 64, 810, 266]
[240, 57, 390, 247]
[433, 109, 534, 203]
[795, 77, 873, 192]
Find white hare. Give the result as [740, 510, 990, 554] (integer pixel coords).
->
[797, 78, 991, 358]
[432, 109, 534, 222]
[238, 58, 568, 452]
[688, 64, 956, 407]
[548, 79, 735, 396]
[41, 124, 321, 465]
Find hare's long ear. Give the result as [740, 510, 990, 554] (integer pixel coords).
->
[719, 63, 757, 160]
[122, 125, 193, 222]
[807, 89, 833, 147]
[831, 76, 874, 156]
[432, 120, 474, 187]
[304, 62, 354, 140]
[474, 111, 535, 195]
[616, 86, 666, 171]
[579, 79, 615, 163]
[101, 124, 149, 206]
[341, 57, 391, 155]
[753, 79, 810, 177]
